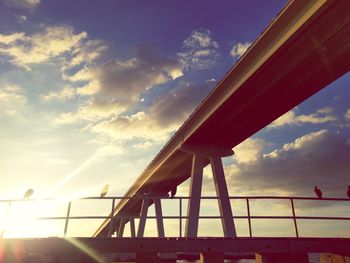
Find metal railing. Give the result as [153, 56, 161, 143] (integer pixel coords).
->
[0, 196, 349, 238]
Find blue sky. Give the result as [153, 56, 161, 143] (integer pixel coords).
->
[0, 0, 350, 237]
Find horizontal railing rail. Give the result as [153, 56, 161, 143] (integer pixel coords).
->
[0, 196, 349, 238]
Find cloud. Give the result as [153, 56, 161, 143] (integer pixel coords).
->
[147, 81, 212, 127]
[317, 107, 333, 115]
[3, 0, 40, 9]
[53, 98, 125, 124]
[69, 46, 183, 106]
[40, 86, 76, 102]
[0, 26, 87, 70]
[268, 108, 337, 129]
[91, 111, 171, 141]
[233, 138, 266, 163]
[90, 81, 213, 142]
[53, 112, 77, 125]
[178, 29, 220, 70]
[15, 15, 28, 23]
[0, 83, 27, 117]
[227, 130, 350, 198]
[345, 109, 350, 121]
[63, 39, 108, 69]
[230, 42, 251, 58]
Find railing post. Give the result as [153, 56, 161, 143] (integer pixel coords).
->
[108, 198, 116, 237]
[64, 201, 72, 237]
[290, 198, 299, 238]
[246, 198, 252, 238]
[179, 197, 182, 238]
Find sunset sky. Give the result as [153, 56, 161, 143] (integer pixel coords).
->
[0, 0, 350, 237]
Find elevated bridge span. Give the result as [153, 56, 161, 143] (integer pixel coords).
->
[94, 0, 350, 240]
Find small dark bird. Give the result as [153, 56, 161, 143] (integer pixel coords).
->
[314, 186, 322, 199]
[100, 184, 110, 198]
[23, 188, 34, 199]
[170, 187, 177, 198]
[347, 185, 350, 199]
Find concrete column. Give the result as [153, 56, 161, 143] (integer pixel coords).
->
[210, 156, 236, 237]
[137, 198, 149, 237]
[200, 252, 224, 263]
[256, 253, 309, 263]
[185, 154, 205, 237]
[136, 252, 158, 263]
[154, 198, 165, 238]
[130, 218, 136, 238]
[117, 218, 125, 238]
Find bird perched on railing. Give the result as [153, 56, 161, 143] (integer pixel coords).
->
[314, 186, 322, 199]
[24, 188, 34, 199]
[100, 184, 110, 198]
[170, 187, 177, 198]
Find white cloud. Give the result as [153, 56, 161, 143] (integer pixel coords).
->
[230, 42, 251, 58]
[53, 112, 78, 125]
[91, 111, 174, 141]
[227, 130, 350, 197]
[63, 39, 108, 69]
[89, 81, 213, 142]
[233, 138, 265, 163]
[178, 29, 220, 70]
[0, 26, 87, 70]
[0, 32, 25, 44]
[268, 109, 337, 129]
[132, 141, 153, 149]
[3, 0, 40, 8]
[40, 86, 76, 102]
[69, 46, 183, 106]
[0, 83, 27, 117]
[53, 98, 126, 124]
[77, 98, 126, 121]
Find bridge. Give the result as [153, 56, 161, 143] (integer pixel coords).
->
[2, 0, 350, 262]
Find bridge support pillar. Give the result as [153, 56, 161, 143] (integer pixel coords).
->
[130, 218, 136, 237]
[117, 218, 125, 237]
[137, 198, 149, 237]
[136, 252, 158, 263]
[200, 252, 224, 263]
[181, 144, 236, 238]
[154, 198, 165, 238]
[185, 154, 205, 237]
[210, 155, 236, 237]
[255, 252, 309, 263]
